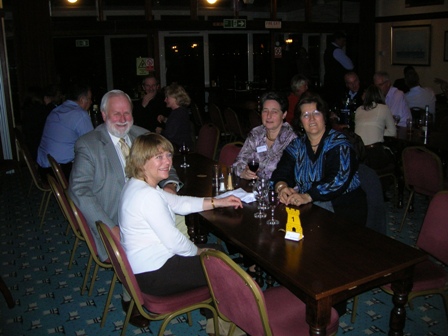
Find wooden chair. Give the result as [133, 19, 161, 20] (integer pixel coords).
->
[65, 192, 117, 327]
[47, 175, 85, 270]
[96, 221, 219, 336]
[399, 146, 447, 232]
[200, 250, 339, 336]
[218, 141, 243, 167]
[352, 191, 448, 323]
[48, 154, 71, 235]
[190, 102, 203, 131]
[223, 107, 245, 140]
[195, 123, 220, 160]
[208, 103, 232, 142]
[248, 109, 262, 130]
[14, 127, 51, 228]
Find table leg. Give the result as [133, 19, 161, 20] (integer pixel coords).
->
[305, 297, 331, 336]
[388, 273, 413, 336]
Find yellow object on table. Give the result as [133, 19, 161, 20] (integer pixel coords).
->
[285, 207, 304, 241]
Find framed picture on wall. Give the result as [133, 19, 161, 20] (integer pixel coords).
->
[445, 31, 448, 62]
[391, 25, 431, 66]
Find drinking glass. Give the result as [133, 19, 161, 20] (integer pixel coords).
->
[406, 118, 413, 134]
[179, 143, 190, 168]
[247, 158, 259, 186]
[253, 179, 267, 219]
[266, 190, 279, 225]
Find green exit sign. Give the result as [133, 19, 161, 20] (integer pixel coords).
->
[223, 19, 246, 29]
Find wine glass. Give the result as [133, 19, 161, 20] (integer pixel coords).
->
[247, 158, 259, 186]
[253, 179, 267, 219]
[266, 190, 279, 225]
[179, 142, 190, 168]
[393, 115, 400, 127]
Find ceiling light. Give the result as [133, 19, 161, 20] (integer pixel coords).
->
[207, 0, 218, 4]
[67, 0, 78, 3]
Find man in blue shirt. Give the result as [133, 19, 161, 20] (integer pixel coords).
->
[37, 82, 93, 180]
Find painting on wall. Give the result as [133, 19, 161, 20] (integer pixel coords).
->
[391, 25, 431, 66]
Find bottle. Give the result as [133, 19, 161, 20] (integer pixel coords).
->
[219, 173, 226, 193]
[227, 167, 234, 191]
[422, 105, 429, 138]
[91, 104, 102, 128]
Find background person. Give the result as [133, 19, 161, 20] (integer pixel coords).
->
[404, 68, 436, 116]
[233, 91, 297, 181]
[286, 74, 309, 125]
[158, 83, 193, 150]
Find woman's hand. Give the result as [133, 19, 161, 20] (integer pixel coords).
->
[240, 166, 258, 180]
[216, 195, 243, 209]
[196, 247, 212, 255]
[157, 115, 167, 123]
[284, 193, 312, 207]
[277, 187, 296, 204]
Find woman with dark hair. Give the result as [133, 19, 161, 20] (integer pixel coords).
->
[271, 93, 367, 227]
[354, 85, 396, 171]
[233, 91, 297, 181]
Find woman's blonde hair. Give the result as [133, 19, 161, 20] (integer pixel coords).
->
[125, 133, 174, 179]
[164, 83, 191, 107]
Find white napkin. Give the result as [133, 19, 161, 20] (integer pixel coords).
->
[214, 188, 256, 203]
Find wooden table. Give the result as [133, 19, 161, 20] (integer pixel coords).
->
[174, 153, 428, 336]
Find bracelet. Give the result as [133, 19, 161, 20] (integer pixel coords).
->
[275, 182, 287, 193]
[211, 198, 215, 209]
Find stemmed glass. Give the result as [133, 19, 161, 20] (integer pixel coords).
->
[253, 179, 267, 219]
[247, 158, 259, 186]
[266, 190, 279, 225]
[179, 142, 190, 168]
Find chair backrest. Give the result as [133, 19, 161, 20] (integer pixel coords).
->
[223, 108, 245, 139]
[208, 103, 227, 133]
[190, 102, 203, 129]
[14, 127, 48, 190]
[248, 109, 262, 129]
[96, 221, 145, 307]
[218, 142, 244, 167]
[196, 123, 220, 160]
[402, 146, 444, 196]
[65, 191, 102, 259]
[47, 175, 82, 239]
[47, 154, 69, 190]
[201, 250, 271, 335]
[417, 191, 448, 265]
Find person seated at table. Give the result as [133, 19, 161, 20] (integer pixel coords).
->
[342, 71, 365, 110]
[157, 83, 193, 150]
[271, 93, 367, 227]
[286, 74, 309, 125]
[233, 91, 297, 181]
[404, 68, 436, 116]
[354, 85, 396, 171]
[120, 133, 242, 297]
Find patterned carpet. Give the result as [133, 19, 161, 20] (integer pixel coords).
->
[1, 170, 447, 336]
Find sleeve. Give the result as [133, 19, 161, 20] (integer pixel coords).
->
[307, 145, 358, 201]
[270, 146, 297, 188]
[158, 165, 183, 191]
[141, 191, 198, 256]
[333, 48, 354, 70]
[76, 112, 94, 137]
[161, 110, 180, 140]
[233, 131, 258, 177]
[69, 137, 116, 230]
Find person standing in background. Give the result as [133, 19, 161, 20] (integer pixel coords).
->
[323, 32, 354, 108]
[133, 74, 168, 132]
[286, 74, 309, 125]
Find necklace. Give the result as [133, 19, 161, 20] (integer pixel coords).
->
[266, 132, 277, 142]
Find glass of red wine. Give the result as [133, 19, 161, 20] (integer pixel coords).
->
[179, 142, 190, 168]
[247, 158, 259, 186]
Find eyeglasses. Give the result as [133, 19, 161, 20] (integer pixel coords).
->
[301, 110, 322, 119]
[143, 84, 157, 88]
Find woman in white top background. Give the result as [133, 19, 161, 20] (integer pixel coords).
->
[119, 133, 242, 296]
[354, 85, 396, 170]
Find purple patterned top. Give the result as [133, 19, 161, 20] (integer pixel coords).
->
[233, 123, 297, 180]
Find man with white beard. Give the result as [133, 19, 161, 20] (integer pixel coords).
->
[69, 89, 182, 328]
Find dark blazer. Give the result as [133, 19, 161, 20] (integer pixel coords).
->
[69, 123, 181, 261]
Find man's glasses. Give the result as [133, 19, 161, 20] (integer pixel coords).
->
[301, 110, 322, 119]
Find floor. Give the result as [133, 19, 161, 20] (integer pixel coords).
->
[0, 170, 447, 336]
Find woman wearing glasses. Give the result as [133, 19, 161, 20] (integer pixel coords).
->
[271, 93, 367, 227]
